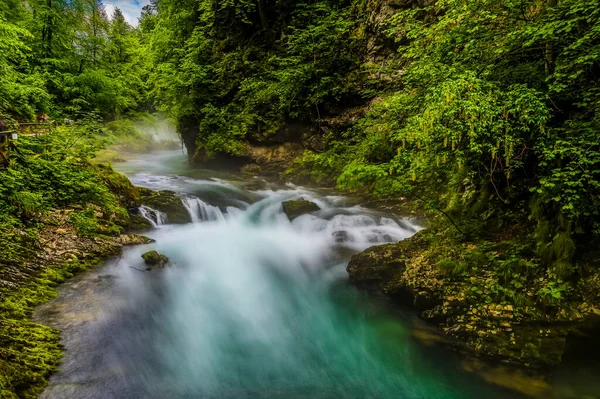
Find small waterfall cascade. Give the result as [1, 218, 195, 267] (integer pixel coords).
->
[181, 195, 225, 223]
[38, 154, 526, 399]
[138, 205, 168, 227]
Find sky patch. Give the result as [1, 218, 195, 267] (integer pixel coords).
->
[104, 0, 150, 26]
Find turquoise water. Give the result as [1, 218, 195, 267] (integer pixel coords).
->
[38, 151, 528, 398]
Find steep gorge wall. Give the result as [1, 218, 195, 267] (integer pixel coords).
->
[177, 0, 409, 171]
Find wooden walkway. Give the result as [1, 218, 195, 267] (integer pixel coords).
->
[0, 122, 56, 170]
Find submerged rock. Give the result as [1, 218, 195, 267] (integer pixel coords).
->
[141, 250, 169, 268]
[281, 198, 321, 221]
[139, 188, 191, 224]
[332, 230, 350, 243]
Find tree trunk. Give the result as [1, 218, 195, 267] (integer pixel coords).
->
[258, 0, 268, 31]
[545, 0, 557, 75]
[45, 0, 53, 58]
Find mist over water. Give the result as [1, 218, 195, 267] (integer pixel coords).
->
[133, 117, 181, 144]
[37, 150, 525, 399]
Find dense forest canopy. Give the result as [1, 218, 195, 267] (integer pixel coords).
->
[0, 0, 151, 119]
[0, 0, 599, 281]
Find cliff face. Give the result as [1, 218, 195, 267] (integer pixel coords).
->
[182, 119, 344, 173]
[177, 0, 406, 172]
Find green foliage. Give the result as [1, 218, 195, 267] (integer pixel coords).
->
[0, 16, 50, 117]
[536, 280, 570, 307]
[286, 145, 353, 185]
[69, 209, 101, 236]
[278, 0, 600, 279]
[149, 0, 366, 160]
[437, 258, 468, 279]
[0, 1, 152, 120]
[0, 118, 142, 397]
[0, 121, 132, 235]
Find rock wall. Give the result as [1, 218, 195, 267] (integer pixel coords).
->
[176, 0, 410, 173]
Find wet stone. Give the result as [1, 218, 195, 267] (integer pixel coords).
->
[141, 250, 169, 268]
[281, 198, 321, 221]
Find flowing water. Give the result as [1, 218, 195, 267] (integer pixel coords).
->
[35, 150, 594, 399]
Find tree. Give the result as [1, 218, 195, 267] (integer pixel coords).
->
[108, 8, 131, 64]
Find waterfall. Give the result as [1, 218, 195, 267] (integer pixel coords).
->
[181, 195, 225, 223]
[138, 205, 168, 227]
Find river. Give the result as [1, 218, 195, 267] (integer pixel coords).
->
[33, 150, 596, 398]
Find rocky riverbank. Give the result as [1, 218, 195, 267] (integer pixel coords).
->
[0, 223, 153, 398]
[0, 166, 162, 399]
[347, 228, 600, 368]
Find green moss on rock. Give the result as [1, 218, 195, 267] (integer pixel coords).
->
[139, 188, 191, 224]
[281, 198, 320, 221]
[141, 250, 169, 268]
[347, 243, 408, 290]
[0, 258, 102, 399]
[129, 213, 154, 232]
[93, 164, 141, 209]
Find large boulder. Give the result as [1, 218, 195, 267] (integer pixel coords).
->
[138, 188, 191, 224]
[346, 230, 600, 367]
[141, 250, 169, 268]
[281, 198, 321, 221]
[347, 243, 410, 292]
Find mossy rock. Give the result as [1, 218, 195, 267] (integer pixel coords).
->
[281, 198, 320, 221]
[345, 229, 598, 367]
[141, 250, 169, 268]
[117, 234, 155, 246]
[139, 188, 191, 224]
[347, 243, 409, 290]
[94, 164, 141, 208]
[129, 213, 154, 232]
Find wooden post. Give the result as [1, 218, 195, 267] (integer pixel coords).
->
[0, 132, 10, 170]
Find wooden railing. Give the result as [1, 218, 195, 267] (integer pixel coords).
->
[0, 122, 57, 169]
[17, 122, 57, 136]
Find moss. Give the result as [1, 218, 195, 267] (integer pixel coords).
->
[141, 250, 169, 268]
[139, 188, 191, 224]
[346, 212, 595, 367]
[552, 232, 575, 262]
[0, 258, 102, 398]
[129, 213, 153, 232]
[437, 258, 468, 279]
[93, 164, 141, 209]
[281, 198, 321, 221]
[537, 230, 576, 279]
[552, 260, 575, 281]
[535, 220, 552, 247]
